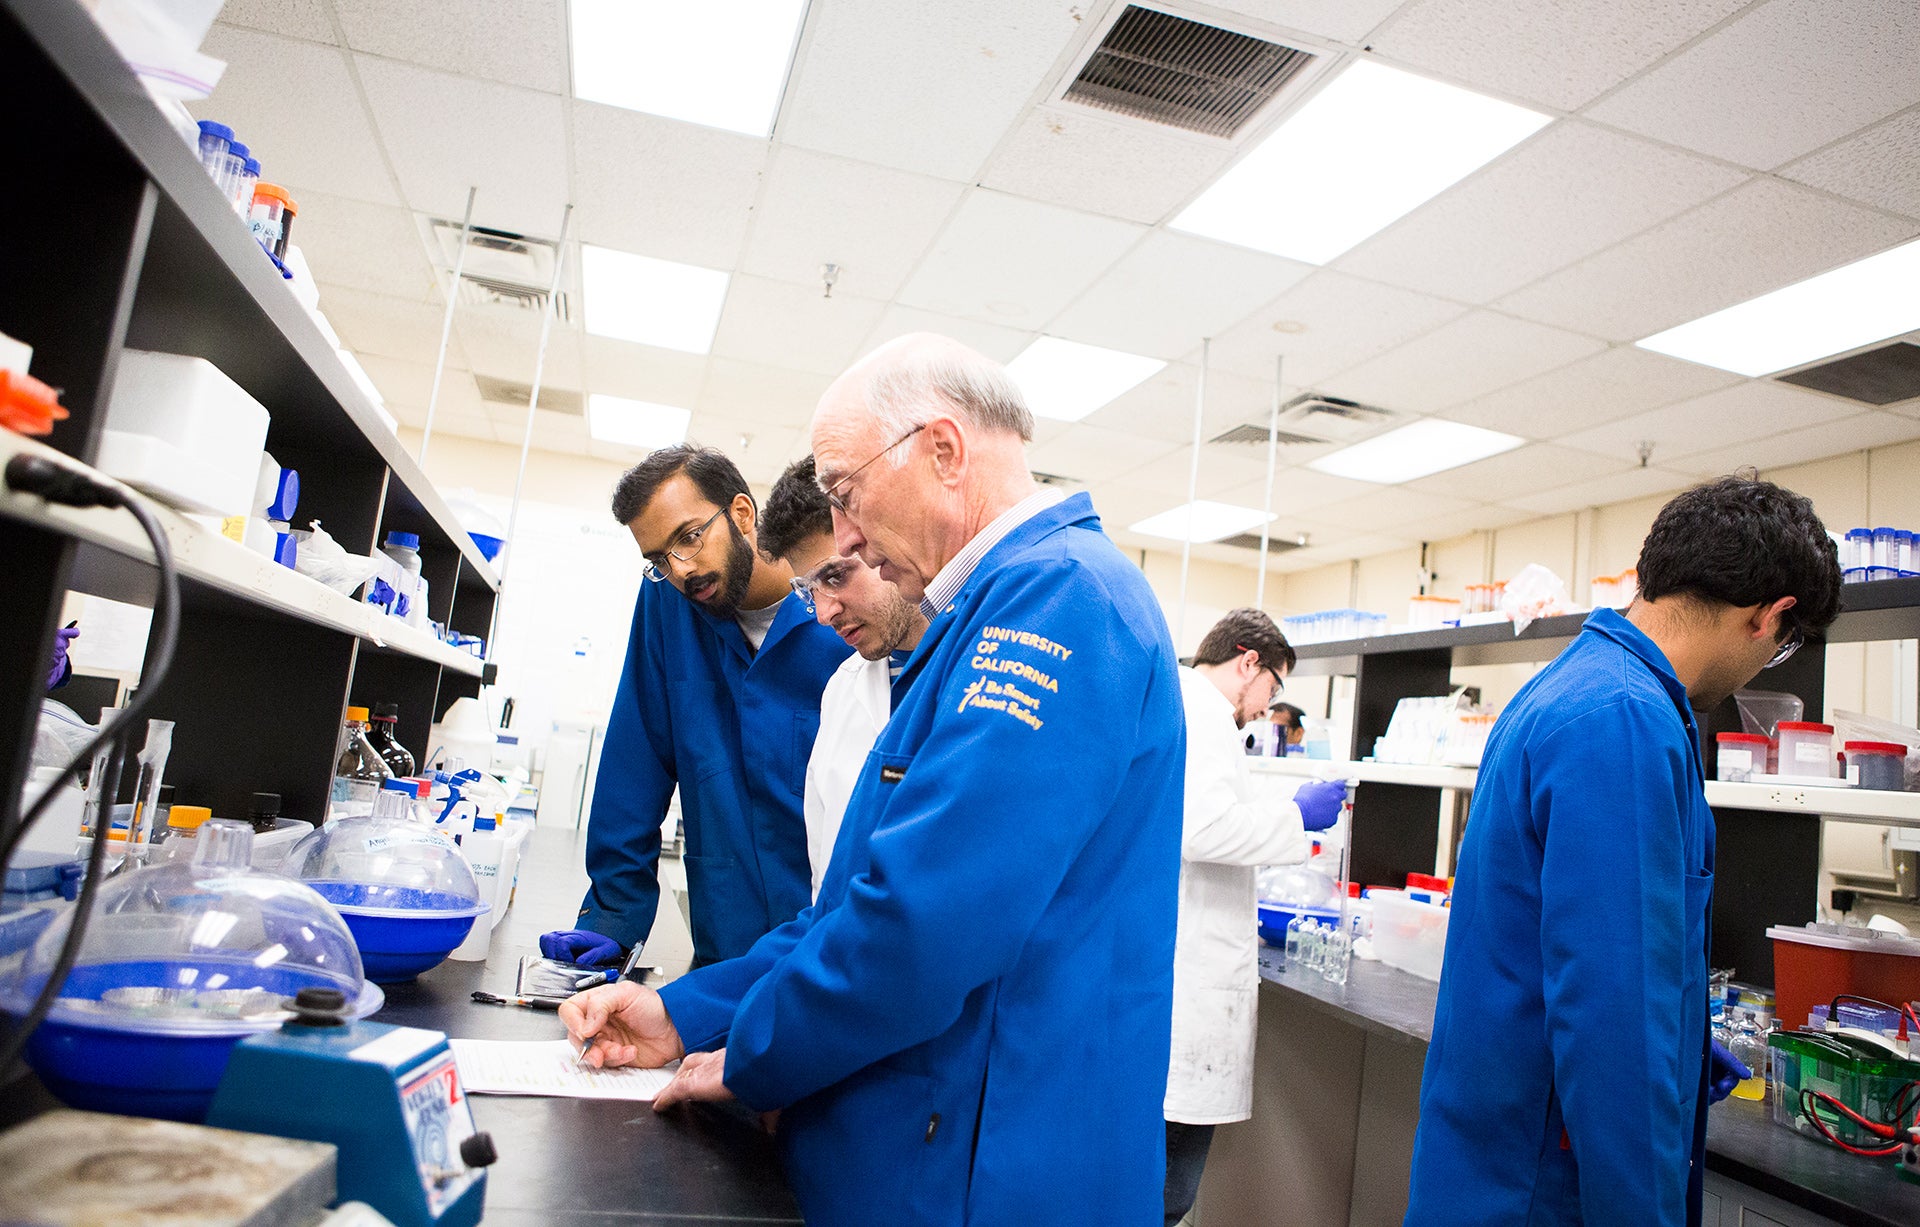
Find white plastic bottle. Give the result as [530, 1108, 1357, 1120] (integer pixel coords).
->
[380, 531, 423, 623]
[447, 814, 504, 962]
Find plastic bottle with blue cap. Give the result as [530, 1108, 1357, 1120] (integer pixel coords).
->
[380, 532, 424, 626]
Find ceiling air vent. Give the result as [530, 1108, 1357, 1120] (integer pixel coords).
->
[1218, 532, 1302, 553]
[1777, 341, 1920, 406]
[1209, 422, 1326, 447]
[1211, 394, 1394, 447]
[1062, 5, 1316, 139]
[474, 374, 584, 416]
[422, 217, 571, 321]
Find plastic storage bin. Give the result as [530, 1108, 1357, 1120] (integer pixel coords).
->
[1767, 923, 1920, 1032]
[0, 820, 380, 1121]
[1715, 732, 1769, 782]
[1775, 721, 1836, 778]
[1370, 890, 1450, 981]
[1842, 741, 1906, 791]
[96, 350, 270, 517]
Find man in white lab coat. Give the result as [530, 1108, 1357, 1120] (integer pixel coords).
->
[758, 456, 927, 896]
[1165, 609, 1346, 1225]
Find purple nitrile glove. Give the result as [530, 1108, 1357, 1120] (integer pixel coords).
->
[1293, 779, 1348, 832]
[539, 929, 623, 969]
[47, 626, 78, 691]
[1708, 1039, 1750, 1104]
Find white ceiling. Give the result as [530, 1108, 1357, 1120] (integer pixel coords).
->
[198, 0, 1920, 573]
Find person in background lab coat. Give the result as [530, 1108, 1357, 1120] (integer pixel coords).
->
[540, 445, 850, 969]
[1166, 609, 1346, 1225]
[759, 455, 927, 897]
[1406, 475, 1842, 1226]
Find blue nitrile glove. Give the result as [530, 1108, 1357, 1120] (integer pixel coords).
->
[539, 929, 623, 968]
[47, 626, 78, 691]
[1294, 779, 1348, 832]
[1708, 1039, 1750, 1104]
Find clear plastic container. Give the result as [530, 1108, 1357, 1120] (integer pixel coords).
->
[1776, 721, 1836, 778]
[1872, 527, 1899, 569]
[0, 820, 379, 1121]
[1716, 732, 1769, 782]
[194, 120, 233, 192]
[1843, 740, 1907, 791]
[283, 784, 487, 983]
[1370, 890, 1450, 981]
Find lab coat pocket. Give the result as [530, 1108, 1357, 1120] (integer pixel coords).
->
[1679, 869, 1714, 1104]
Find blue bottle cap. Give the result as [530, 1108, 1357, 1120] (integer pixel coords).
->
[228, 140, 249, 159]
[381, 778, 417, 794]
[272, 531, 298, 570]
[1846, 528, 1872, 539]
[243, 157, 260, 177]
[196, 119, 233, 141]
[386, 531, 420, 551]
[267, 467, 299, 521]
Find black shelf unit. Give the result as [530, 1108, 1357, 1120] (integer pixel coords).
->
[0, 0, 498, 828]
[1286, 579, 1920, 988]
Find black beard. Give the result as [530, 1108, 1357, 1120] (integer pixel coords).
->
[698, 520, 756, 620]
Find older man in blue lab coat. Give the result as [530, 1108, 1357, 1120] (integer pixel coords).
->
[540, 445, 849, 969]
[1406, 476, 1841, 1227]
[562, 334, 1186, 1226]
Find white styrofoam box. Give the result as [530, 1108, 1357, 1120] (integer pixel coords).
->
[0, 330, 31, 377]
[97, 350, 270, 516]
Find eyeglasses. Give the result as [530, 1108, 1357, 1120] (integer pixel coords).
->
[788, 557, 856, 616]
[1237, 643, 1284, 697]
[640, 508, 726, 583]
[820, 423, 925, 515]
[1764, 621, 1804, 669]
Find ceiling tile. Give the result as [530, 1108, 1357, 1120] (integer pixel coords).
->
[1308, 487, 1480, 533]
[1371, 0, 1749, 111]
[1199, 271, 1466, 387]
[318, 285, 467, 366]
[454, 313, 583, 388]
[1024, 424, 1180, 485]
[710, 276, 888, 377]
[1393, 503, 1538, 542]
[683, 414, 808, 486]
[1493, 178, 1918, 341]
[698, 359, 835, 431]
[1086, 363, 1273, 445]
[1505, 465, 1699, 515]
[353, 352, 484, 418]
[1324, 311, 1606, 413]
[860, 306, 1035, 366]
[581, 337, 708, 408]
[1117, 442, 1283, 497]
[1333, 121, 1746, 303]
[292, 190, 438, 301]
[419, 410, 497, 442]
[1438, 346, 1742, 439]
[1780, 107, 1920, 221]
[779, 0, 1086, 180]
[1555, 380, 1858, 467]
[1665, 409, 1920, 477]
[980, 106, 1238, 225]
[1406, 443, 1634, 501]
[1585, 0, 1920, 170]
[570, 101, 770, 270]
[1048, 231, 1314, 360]
[214, 1, 336, 43]
[896, 190, 1146, 329]
[199, 25, 399, 206]
[1209, 1, 1409, 43]
[354, 56, 567, 236]
[740, 148, 964, 301]
[334, 0, 567, 92]
[1217, 466, 1379, 516]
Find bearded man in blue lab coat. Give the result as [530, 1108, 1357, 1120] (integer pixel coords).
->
[539, 445, 850, 969]
[1406, 475, 1841, 1227]
[562, 334, 1186, 1226]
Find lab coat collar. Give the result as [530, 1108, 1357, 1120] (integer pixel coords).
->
[703, 590, 816, 667]
[1580, 606, 1694, 724]
[892, 492, 1102, 700]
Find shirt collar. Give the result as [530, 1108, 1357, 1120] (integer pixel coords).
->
[918, 486, 1067, 618]
[1581, 607, 1693, 718]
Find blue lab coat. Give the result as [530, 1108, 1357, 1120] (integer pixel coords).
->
[659, 492, 1185, 1226]
[1405, 608, 1717, 1226]
[576, 579, 850, 963]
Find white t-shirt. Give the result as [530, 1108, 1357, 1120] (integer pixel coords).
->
[800, 652, 897, 898]
[735, 601, 780, 651]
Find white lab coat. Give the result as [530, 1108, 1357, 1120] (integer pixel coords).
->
[1166, 666, 1312, 1124]
[800, 652, 892, 899]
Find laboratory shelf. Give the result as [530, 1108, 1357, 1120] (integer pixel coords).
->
[1249, 756, 1480, 791]
[0, 434, 481, 679]
[1703, 780, 1920, 827]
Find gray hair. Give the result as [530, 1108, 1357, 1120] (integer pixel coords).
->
[864, 346, 1034, 459]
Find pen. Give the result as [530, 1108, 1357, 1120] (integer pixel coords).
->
[470, 990, 561, 1011]
[616, 943, 648, 983]
[573, 972, 608, 990]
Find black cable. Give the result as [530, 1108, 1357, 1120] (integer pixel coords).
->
[0, 455, 180, 1076]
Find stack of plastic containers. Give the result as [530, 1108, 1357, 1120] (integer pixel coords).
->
[1839, 526, 1919, 583]
[1280, 609, 1389, 645]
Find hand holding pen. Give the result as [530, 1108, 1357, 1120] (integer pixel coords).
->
[559, 979, 685, 1071]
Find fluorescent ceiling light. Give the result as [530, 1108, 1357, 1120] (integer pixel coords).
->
[1309, 419, 1523, 483]
[1171, 60, 1550, 264]
[570, 0, 807, 137]
[581, 245, 729, 353]
[587, 394, 691, 450]
[1129, 500, 1276, 544]
[1005, 337, 1167, 423]
[1635, 238, 1920, 377]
